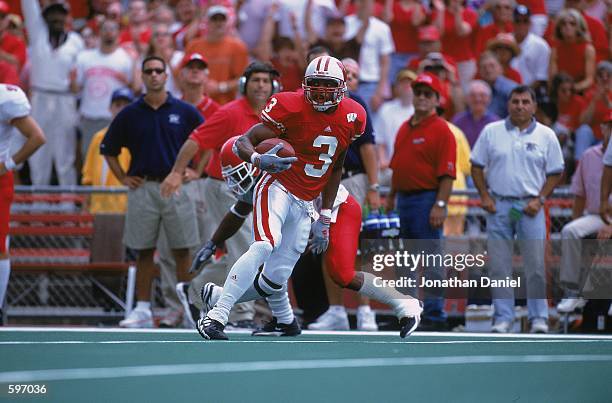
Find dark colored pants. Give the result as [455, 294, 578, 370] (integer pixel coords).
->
[397, 190, 447, 322]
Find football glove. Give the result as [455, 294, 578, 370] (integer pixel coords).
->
[189, 240, 216, 274]
[252, 143, 297, 173]
[309, 211, 331, 255]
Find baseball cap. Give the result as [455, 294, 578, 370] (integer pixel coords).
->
[412, 72, 443, 96]
[179, 52, 208, 69]
[487, 33, 521, 57]
[207, 5, 228, 19]
[110, 87, 135, 104]
[418, 25, 440, 42]
[42, 0, 70, 16]
[0, 1, 9, 15]
[396, 69, 417, 82]
[513, 4, 531, 20]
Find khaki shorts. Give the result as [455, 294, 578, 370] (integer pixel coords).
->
[123, 181, 199, 250]
[341, 173, 368, 207]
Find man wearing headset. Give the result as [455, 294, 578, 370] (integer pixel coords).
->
[161, 62, 280, 329]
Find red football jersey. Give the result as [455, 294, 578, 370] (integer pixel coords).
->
[260, 91, 366, 201]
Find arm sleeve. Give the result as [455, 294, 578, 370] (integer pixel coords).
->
[1, 86, 31, 122]
[348, 93, 371, 144]
[188, 108, 230, 150]
[100, 112, 127, 157]
[545, 131, 565, 175]
[436, 126, 457, 178]
[21, 0, 45, 45]
[260, 94, 294, 135]
[388, 123, 406, 170]
[535, 41, 551, 82]
[569, 156, 585, 197]
[470, 125, 489, 167]
[379, 21, 395, 55]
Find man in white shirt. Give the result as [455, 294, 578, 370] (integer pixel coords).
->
[0, 84, 46, 325]
[511, 5, 550, 88]
[72, 19, 134, 156]
[373, 68, 415, 187]
[21, 0, 84, 186]
[344, 0, 394, 113]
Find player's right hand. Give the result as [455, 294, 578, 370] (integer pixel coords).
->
[121, 176, 144, 189]
[160, 171, 182, 198]
[480, 194, 496, 214]
[189, 240, 216, 274]
[254, 143, 297, 173]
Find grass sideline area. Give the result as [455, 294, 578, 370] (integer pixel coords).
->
[1, 328, 611, 403]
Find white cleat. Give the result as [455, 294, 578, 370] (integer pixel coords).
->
[308, 308, 350, 330]
[119, 308, 153, 328]
[491, 321, 512, 333]
[530, 319, 549, 334]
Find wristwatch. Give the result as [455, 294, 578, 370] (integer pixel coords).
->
[538, 195, 546, 204]
[368, 183, 380, 192]
[435, 200, 446, 208]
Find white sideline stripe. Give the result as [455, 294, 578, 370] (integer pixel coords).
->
[0, 339, 611, 346]
[2, 327, 612, 340]
[1, 355, 611, 383]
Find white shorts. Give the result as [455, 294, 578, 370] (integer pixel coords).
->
[253, 173, 311, 285]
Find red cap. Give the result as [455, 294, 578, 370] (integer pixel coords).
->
[606, 109, 612, 123]
[0, 1, 10, 14]
[180, 52, 208, 70]
[412, 72, 443, 96]
[418, 25, 440, 41]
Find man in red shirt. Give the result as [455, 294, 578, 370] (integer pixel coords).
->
[386, 72, 457, 331]
[0, 1, 26, 70]
[160, 62, 280, 330]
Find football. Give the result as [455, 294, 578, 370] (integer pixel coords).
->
[255, 138, 296, 158]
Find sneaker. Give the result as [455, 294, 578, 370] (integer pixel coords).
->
[491, 321, 512, 333]
[557, 297, 587, 313]
[197, 316, 228, 340]
[226, 319, 258, 330]
[119, 308, 153, 328]
[252, 317, 301, 337]
[200, 282, 220, 318]
[357, 307, 378, 331]
[530, 319, 549, 334]
[308, 308, 350, 330]
[176, 282, 200, 328]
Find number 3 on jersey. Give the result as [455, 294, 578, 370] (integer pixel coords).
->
[305, 135, 338, 178]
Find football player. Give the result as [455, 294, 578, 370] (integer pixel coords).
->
[193, 136, 423, 338]
[0, 84, 46, 324]
[198, 56, 422, 340]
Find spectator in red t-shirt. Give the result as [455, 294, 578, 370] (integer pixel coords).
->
[549, 9, 595, 93]
[474, 0, 515, 57]
[564, 0, 609, 62]
[381, 0, 426, 88]
[487, 32, 523, 83]
[0, 2, 26, 71]
[580, 61, 611, 142]
[119, 0, 152, 58]
[432, 0, 479, 92]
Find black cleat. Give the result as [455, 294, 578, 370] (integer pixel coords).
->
[399, 316, 420, 338]
[252, 317, 301, 337]
[175, 282, 201, 329]
[197, 316, 229, 340]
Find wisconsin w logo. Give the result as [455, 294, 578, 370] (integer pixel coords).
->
[346, 113, 357, 123]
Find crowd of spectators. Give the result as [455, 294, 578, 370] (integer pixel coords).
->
[1, 0, 611, 332]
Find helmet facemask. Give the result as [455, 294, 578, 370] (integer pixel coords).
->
[303, 77, 346, 111]
[221, 162, 259, 196]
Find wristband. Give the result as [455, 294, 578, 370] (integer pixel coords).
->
[320, 209, 332, 224]
[250, 152, 261, 166]
[4, 157, 16, 171]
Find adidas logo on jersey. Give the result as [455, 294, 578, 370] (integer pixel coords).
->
[324, 126, 332, 132]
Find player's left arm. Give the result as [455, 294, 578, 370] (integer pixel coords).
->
[1, 115, 46, 174]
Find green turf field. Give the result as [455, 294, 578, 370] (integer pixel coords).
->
[1, 328, 611, 403]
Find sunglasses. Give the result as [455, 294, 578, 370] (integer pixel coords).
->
[560, 20, 577, 26]
[414, 89, 436, 98]
[143, 68, 165, 75]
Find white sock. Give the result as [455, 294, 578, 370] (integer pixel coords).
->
[136, 301, 151, 311]
[208, 242, 273, 325]
[0, 259, 10, 308]
[266, 290, 294, 324]
[358, 272, 421, 318]
[358, 305, 372, 314]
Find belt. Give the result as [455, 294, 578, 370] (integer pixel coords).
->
[491, 193, 536, 201]
[399, 189, 437, 196]
[31, 86, 74, 96]
[142, 175, 166, 182]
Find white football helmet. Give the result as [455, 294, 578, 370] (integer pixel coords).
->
[303, 56, 347, 111]
[220, 136, 259, 196]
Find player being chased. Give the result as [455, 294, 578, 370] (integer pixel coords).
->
[197, 56, 422, 340]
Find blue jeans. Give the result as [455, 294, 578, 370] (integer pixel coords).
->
[486, 198, 548, 323]
[574, 124, 599, 161]
[356, 82, 379, 119]
[397, 191, 447, 322]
